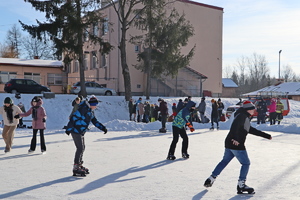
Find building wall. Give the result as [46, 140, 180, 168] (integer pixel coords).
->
[0, 64, 63, 93]
[77, 0, 223, 96]
[222, 87, 237, 98]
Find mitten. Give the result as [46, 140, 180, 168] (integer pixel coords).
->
[42, 118, 46, 122]
[14, 114, 20, 119]
[186, 122, 195, 132]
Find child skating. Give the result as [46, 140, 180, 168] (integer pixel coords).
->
[167, 101, 196, 160]
[204, 100, 272, 194]
[15, 96, 47, 154]
[65, 96, 107, 176]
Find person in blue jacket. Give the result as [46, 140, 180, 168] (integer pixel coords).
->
[167, 100, 196, 160]
[66, 96, 107, 176]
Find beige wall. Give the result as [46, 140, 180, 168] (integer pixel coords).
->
[77, 0, 223, 96]
[0, 64, 63, 93]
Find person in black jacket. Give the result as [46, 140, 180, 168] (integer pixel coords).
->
[204, 100, 272, 194]
[157, 98, 168, 132]
[255, 98, 267, 124]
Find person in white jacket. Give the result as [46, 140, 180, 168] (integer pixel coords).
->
[0, 97, 22, 153]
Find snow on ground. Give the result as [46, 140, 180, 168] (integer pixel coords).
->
[0, 94, 300, 199]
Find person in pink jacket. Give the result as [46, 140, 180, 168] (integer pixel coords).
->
[15, 96, 47, 153]
[269, 98, 277, 125]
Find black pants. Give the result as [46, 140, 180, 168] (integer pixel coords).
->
[257, 112, 266, 124]
[71, 133, 85, 165]
[168, 126, 189, 155]
[30, 129, 46, 151]
[270, 112, 277, 125]
[161, 114, 168, 128]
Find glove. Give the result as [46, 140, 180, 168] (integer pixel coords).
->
[103, 127, 107, 134]
[186, 122, 195, 132]
[65, 130, 71, 135]
[42, 118, 46, 122]
[14, 114, 20, 119]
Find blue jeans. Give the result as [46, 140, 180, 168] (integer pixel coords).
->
[212, 148, 250, 181]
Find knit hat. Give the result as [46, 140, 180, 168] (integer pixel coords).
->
[158, 98, 163, 102]
[4, 97, 13, 104]
[172, 103, 176, 106]
[88, 96, 99, 106]
[242, 100, 255, 110]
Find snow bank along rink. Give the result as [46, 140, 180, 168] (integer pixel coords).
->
[0, 94, 300, 199]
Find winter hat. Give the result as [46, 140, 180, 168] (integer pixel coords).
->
[218, 98, 221, 102]
[32, 96, 41, 102]
[172, 103, 176, 106]
[88, 96, 99, 106]
[4, 97, 13, 104]
[242, 100, 255, 110]
[158, 98, 163, 102]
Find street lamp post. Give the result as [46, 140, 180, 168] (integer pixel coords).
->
[279, 50, 282, 80]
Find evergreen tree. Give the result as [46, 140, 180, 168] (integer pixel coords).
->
[19, 0, 112, 97]
[131, 0, 195, 99]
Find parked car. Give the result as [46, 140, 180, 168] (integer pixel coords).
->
[4, 79, 51, 94]
[225, 97, 290, 119]
[70, 81, 117, 96]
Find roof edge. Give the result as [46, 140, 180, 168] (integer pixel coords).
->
[178, 0, 224, 11]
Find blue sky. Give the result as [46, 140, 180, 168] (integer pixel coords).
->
[0, 0, 300, 78]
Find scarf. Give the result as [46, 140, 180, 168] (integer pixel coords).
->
[4, 105, 14, 124]
[32, 106, 39, 121]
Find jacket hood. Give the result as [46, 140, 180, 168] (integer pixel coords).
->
[234, 107, 251, 117]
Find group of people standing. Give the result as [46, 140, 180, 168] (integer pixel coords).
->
[255, 97, 284, 125]
[1, 96, 47, 154]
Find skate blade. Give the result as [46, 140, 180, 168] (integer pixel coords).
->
[73, 173, 86, 177]
[237, 191, 255, 195]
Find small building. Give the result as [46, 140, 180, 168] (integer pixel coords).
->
[222, 78, 238, 97]
[0, 58, 65, 93]
[242, 82, 300, 101]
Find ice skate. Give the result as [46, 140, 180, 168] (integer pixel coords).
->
[237, 180, 255, 194]
[73, 164, 86, 177]
[41, 150, 46, 155]
[217, 126, 219, 130]
[204, 175, 216, 187]
[159, 128, 167, 133]
[182, 153, 190, 159]
[28, 149, 34, 154]
[79, 162, 89, 174]
[166, 154, 176, 160]
[209, 126, 214, 130]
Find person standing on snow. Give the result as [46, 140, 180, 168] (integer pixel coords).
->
[276, 98, 284, 124]
[0, 97, 22, 153]
[128, 98, 134, 121]
[66, 96, 107, 176]
[157, 98, 168, 132]
[217, 98, 224, 121]
[204, 100, 272, 194]
[210, 99, 219, 130]
[197, 97, 206, 123]
[269, 98, 277, 125]
[167, 101, 196, 160]
[255, 98, 267, 124]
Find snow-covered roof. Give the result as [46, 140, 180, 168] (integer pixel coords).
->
[222, 78, 238, 88]
[0, 58, 63, 68]
[243, 82, 300, 96]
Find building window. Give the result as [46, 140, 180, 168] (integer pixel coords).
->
[74, 60, 79, 72]
[101, 54, 106, 67]
[84, 54, 88, 70]
[0, 71, 17, 84]
[137, 84, 141, 88]
[93, 23, 99, 36]
[101, 17, 109, 36]
[91, 51, 98, 69]
[47, 73, 63, 85]
[24, 72, 40, 83]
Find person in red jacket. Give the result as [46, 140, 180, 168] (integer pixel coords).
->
[204, 100, 272, 194]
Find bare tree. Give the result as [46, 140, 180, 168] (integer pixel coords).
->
[6, 24, 22, 58]
[0, 42, 18, 58]
[281, 64, 296, 82]
[22, 36, 55, 60]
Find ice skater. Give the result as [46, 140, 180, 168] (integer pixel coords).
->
[15, 96, 47, 154]
[167, 101, 196, 160]
[65, 96, 107, 176]
[204, 100, 272, 194]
